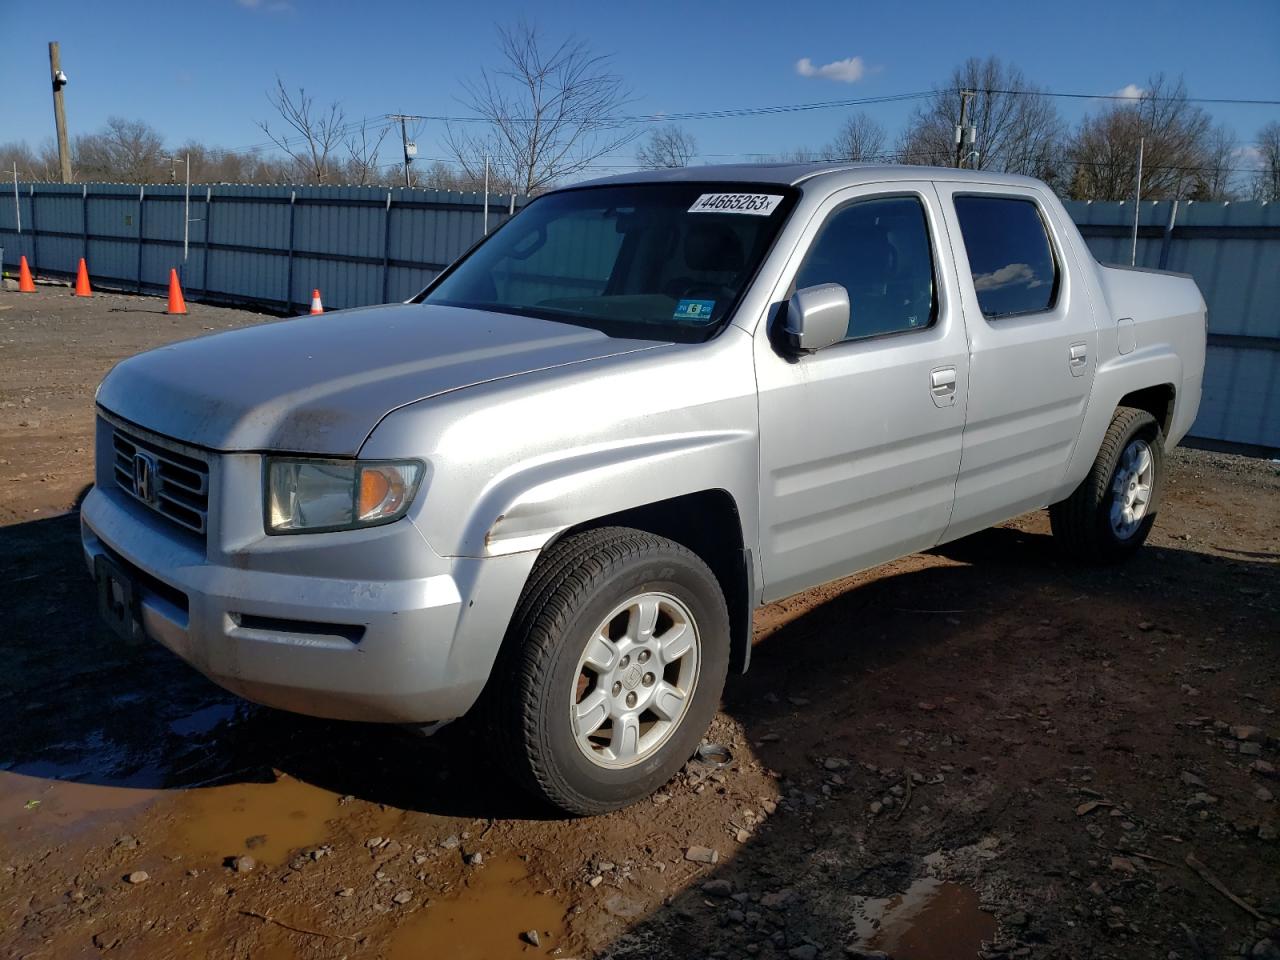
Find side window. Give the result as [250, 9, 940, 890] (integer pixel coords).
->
[953, 196, 1059, 318]
[794, 196, 937, 341]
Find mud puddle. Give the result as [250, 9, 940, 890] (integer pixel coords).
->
[0, 770, 162, 847]
[851, 878, 996, 959]
[166, 772, 346, 865]
[387, 856, 567, 959]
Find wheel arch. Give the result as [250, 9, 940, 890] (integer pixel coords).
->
[1117, 383, 1176, 438]
[536, 489, 754, 675]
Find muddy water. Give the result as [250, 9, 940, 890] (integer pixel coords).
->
[387, 857, 567, 960]
[851, 878, 996, 960]
[166, 772, 343, 865]
[0, 770, 161, 848]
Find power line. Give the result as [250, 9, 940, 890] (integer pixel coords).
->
[990, 88, 1280, 106]
[390, 92, 935, 126]
[373, 150, 1268, 178]
[382, 86, 1279, 129]
[225, 115, 396, 156]
[218, 84, 1278, 157]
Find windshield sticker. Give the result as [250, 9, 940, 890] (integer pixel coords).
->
[673, 299, 716, 322]
[688, 193, 783, 216]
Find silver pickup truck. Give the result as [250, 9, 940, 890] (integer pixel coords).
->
[83, 164, 1206, 814]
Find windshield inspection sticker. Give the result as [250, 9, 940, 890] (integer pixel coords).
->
[688, 193, 783, 216]
[673, 299, 716, 322]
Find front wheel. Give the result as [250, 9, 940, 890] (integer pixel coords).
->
[492, 527, 730, 816]
[1050, 406, 1165, 563]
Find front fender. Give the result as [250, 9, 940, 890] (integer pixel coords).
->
[360, 329, 763, 563]
[466, 430, 757, 557]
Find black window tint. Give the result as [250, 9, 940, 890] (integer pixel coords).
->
[953, 196, 1058, 318]
[794, 196, 936, 341]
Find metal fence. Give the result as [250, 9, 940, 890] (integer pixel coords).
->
[0, 182, 525, 312]
[1, 184, 1276, 450]
[1065, 199, 1280, 452]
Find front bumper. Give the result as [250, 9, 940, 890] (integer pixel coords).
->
[81, 482, 536, 724]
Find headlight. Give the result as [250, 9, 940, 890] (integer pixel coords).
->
[266, 458, 423, 534]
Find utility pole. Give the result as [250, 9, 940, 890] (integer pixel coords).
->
[954, 89, 975, 168]
[48, 42, 72, 183]
[389, 115, 417, 187]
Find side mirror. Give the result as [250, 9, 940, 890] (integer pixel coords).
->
[784, 283, 849, 354]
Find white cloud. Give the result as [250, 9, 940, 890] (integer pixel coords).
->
[795, 56, 868, 84]
[1234, 144, 1262, 164]
[973, 263, 1038, 291]
[237, 0, 293, 11]
[1112, 83, 1145, 100]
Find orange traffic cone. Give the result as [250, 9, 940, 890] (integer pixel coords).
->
[17, 255, 35, 292]
[167, 269, 187, 315]
[74, 258, 93, 297]
[309, 289, 323, 314]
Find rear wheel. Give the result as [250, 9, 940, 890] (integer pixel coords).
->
[1050, 406, 1165, 562]
[493, 527, 730, 816]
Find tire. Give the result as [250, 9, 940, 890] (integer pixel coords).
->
[491, 527, 730, 816]
[1050, 406, 1165, 563]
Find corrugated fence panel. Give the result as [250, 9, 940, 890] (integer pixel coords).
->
[1196, 345, 1279, 450]
[1172, 201, 1280, 339]
[2, 185, 1273, 449]
[1066, 199, 1280, 450]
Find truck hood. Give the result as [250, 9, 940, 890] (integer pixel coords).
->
[96, 303, 662, 455]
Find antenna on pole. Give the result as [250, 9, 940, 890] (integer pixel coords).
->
[48, 42, 72, 183]
[954, 89, 975, 168]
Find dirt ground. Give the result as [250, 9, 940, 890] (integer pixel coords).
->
[1, 283, 1277, 960]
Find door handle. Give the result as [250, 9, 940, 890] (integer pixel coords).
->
[930, 366, 957, 407]
[1069, 342, 1088, 377]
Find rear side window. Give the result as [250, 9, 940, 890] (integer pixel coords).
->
[953, 196, 1058, 318]
[794, 195, 937, 341]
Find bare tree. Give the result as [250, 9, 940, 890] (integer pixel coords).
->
[343, 118, 392, 185]
[896, 57, 1063, 181]
[405, 160, 501, 192]
[1194, 123, 1239, 200]
[74, 117, 166, 182]
[1253, 121, 1280, 201]
[1068, 75, 1223, 200]
[446, 20, 636, 194]
[172, 140, 293, 184]
[636, 125, 697, 168]
[258, 76, 346, 184]
[0, 142, 40, 180]
[820, 112, 886, 161]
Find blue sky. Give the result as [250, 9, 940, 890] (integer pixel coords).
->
[4, 0, 1278, 176]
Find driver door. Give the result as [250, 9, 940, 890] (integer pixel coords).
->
[754, 183, 970, 601]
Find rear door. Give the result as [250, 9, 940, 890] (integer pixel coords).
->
[754, 182, 970, 601]
[935, 184, 1099, 542]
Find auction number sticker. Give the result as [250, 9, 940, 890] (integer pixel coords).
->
[688, 193, 783, 216]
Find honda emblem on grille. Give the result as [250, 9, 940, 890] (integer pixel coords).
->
[132, 451, 158, 505]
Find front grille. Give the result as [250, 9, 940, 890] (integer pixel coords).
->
[111, 425, 210, 536]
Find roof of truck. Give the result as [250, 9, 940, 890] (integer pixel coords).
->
[573, 162, 1046, 192]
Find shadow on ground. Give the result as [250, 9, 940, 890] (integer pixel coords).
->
[1, 508, 1276, 958]
[0, 509, 551, 820]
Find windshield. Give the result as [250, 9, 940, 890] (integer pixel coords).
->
[421, 182, 798, 342]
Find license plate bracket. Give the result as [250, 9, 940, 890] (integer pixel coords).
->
[95, 554, 140, 643]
